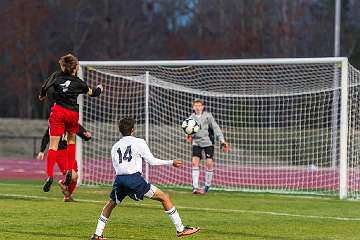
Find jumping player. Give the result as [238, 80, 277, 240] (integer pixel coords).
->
[39, 53, 103, 191]
[37, 124, 91, 201]
[89, 117, 200, 239]
[187, 99, 229, 194]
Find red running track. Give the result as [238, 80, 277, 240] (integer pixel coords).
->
[1, 159, 359, 192]
[81, 159, 360, 192]
[0, 159, 63, 180]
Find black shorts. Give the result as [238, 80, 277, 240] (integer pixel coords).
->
[109, 172, 151, 204]
[192, 145, 214, 159]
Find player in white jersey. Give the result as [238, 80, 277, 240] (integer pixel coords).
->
[90, 117, 200, 240]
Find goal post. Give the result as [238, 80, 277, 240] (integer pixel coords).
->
[339, 58, 349, 199]
[77, 57, 360, 199]
[76, 66, 84, 186]
[145, 71, 150, 181]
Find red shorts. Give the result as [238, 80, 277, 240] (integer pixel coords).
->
[49, 104, 79, 136]
[56, 149, 78, 174]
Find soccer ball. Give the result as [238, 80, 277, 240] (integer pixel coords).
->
[182, 117, 200, 135]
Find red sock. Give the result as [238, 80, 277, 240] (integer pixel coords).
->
[46, 149, 57, 177]
[68, 180, 77, 194]
[66, 144, 76, 171]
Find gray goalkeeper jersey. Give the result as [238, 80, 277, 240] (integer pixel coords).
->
[190, 111, 224, 147]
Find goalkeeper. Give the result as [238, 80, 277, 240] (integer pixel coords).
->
[187, 99, 229, 194]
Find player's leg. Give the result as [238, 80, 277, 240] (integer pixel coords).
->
[204, 158, 214, 193]
[64, 132, 76, 186]
[43, 136, 61, 192]
[64, 170, 78, 202]
[56, 149, 71, 199]
[90, 176, 126, 240]
[44, 104, 65, 192]
[58, 169, 78, 202]
[63, 148, 79, 201]
[148, 185, 200, 237]
[204, 146, 215, 193]
[191, 146, 202, 194]
[90, 200, 116, 240]
[64, 109, 79, 186]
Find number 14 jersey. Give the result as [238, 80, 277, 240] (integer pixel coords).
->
[111, 136, 173, 175]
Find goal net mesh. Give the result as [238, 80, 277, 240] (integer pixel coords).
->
[79, 60, 360, 198]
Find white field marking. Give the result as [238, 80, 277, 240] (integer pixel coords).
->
[0, 182, 41, 188]
[0, 182, 340, 201]
[163, 188, 335, 201]
[1, 193, 360, 222]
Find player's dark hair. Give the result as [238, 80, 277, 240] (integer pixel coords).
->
[119, 117, 135, 136]
[59, 53, 79, 75]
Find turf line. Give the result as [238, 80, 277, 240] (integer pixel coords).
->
[0, 182, 337, 200]
[1, 193, 359, 222]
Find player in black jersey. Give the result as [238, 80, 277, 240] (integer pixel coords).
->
[39, 53, 103, 192]
[37, 124, 91, 200]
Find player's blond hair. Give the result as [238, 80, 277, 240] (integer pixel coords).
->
[59, 53, 79, 75]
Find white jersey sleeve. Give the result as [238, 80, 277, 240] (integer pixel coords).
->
[139, 139, 173, 166]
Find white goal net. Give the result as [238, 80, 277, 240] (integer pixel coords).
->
[77, 58, 360, 199]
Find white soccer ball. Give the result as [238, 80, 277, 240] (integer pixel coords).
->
[182, 118, 200, 135]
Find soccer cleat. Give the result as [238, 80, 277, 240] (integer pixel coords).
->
[63, 196, 76, 202]
[177, 226, 200, 238]
[192, 188, 201, 194]
[43, 176, 53, 192]
[89, 234, 107, 240]
[64, 170, 72, 186]
[58, 180, 70, 197]
[203, 185, 210, 193]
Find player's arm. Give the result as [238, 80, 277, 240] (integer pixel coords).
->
[208, 113, 229, 152]
[38, 71, 59, 101]
[140, 140, 181, 167]
[37, 128, 50, 160]
[78, 76, 103, 97]
[76, 124, 92, 141]
[208, 113, 224, 142]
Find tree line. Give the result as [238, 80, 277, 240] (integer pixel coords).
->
[0, 0, 359, 119]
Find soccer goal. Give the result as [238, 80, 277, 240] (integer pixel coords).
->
[77, 58, 360, 200]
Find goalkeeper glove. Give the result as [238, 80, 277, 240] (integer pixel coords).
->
[220, 141, 230, 153]
[186, 135, 192, 143]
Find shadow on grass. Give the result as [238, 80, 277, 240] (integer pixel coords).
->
[2, 229, 86, 239]
[204, 228, 305, 240]
[0, 195, 47, 201]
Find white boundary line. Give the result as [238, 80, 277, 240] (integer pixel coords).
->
[0, 182, 341, 200]
[0, 182, 336, 200]
[1, 193, 360, 222]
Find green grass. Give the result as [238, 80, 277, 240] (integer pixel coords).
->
[0, 180, 360, 240]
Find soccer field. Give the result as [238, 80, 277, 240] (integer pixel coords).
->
[0, 180, 359, 240]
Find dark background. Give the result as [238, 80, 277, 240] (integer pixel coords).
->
[1, 0, 360, 119]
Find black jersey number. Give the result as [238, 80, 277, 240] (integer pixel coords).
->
[117, 146, 132, 164]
